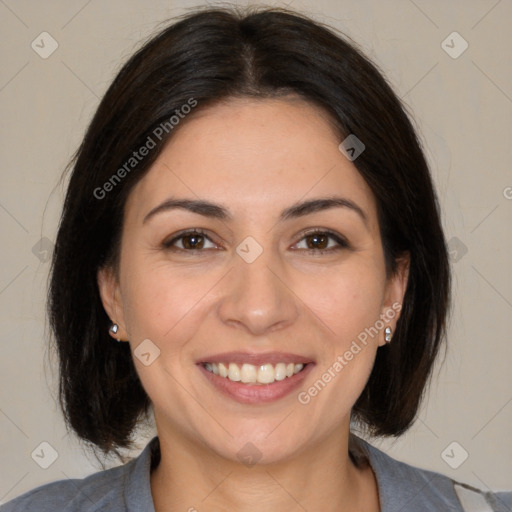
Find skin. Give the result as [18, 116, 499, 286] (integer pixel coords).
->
[98, 96, 409, 512]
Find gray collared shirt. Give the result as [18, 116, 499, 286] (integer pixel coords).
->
[1, 436, 510, 511]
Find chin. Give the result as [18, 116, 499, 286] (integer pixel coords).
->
[208, 427, 309, 467]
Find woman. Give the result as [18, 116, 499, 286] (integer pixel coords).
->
[2, 5, 510, 511]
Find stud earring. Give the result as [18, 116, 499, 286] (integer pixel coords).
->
[109, 323, 121, 342]
[384, 326, 393, 343]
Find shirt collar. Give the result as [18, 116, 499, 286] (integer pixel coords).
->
[354, 435, 462, 511]
[124, 436, 159, 512]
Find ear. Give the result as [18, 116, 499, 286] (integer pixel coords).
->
[378, 252, 410, 346]
[97, 265, 129, 342]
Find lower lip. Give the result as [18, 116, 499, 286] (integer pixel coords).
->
[198, 363, 314, 404]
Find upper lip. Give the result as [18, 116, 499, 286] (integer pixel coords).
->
[198, 351, 314, 366]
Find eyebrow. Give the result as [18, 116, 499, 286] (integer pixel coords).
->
[143, 196, 368, 227]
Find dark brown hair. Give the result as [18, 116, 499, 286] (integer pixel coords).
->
[48, 5, 451, 461]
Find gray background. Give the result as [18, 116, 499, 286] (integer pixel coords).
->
[0, 0, 511, 503]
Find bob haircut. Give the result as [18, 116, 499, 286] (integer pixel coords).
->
[48, 5, 451, 460]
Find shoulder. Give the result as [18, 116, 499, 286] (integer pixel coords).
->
[0, 462, 130, 512]
[353, 435, 512, 512]
[0, 437, 159, 512]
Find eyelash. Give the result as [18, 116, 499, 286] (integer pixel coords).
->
[162, 228, 349, 255]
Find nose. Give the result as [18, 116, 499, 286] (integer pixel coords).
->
[217, 248, 299, 336]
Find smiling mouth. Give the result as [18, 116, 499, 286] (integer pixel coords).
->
[202, 361, 307, 385]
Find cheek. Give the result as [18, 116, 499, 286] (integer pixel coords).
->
[295, 268, 383, 425]
[120, 257, 221, 344]
[300, 263, 385, 348]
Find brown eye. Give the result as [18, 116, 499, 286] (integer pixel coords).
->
[163, 230, 217, 251]
[294, 230, 349, 254]
[181, 233, 205, 249]
[305, 233, 329, 250]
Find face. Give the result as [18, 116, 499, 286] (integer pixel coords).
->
[98, 96, 408, 464]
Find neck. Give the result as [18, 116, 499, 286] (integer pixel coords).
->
[150, 427, 380, 512]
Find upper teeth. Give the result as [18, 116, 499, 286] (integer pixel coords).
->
[204, 362, 305, 384]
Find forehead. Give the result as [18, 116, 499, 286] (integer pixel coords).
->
[125, 97, 378, 227]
